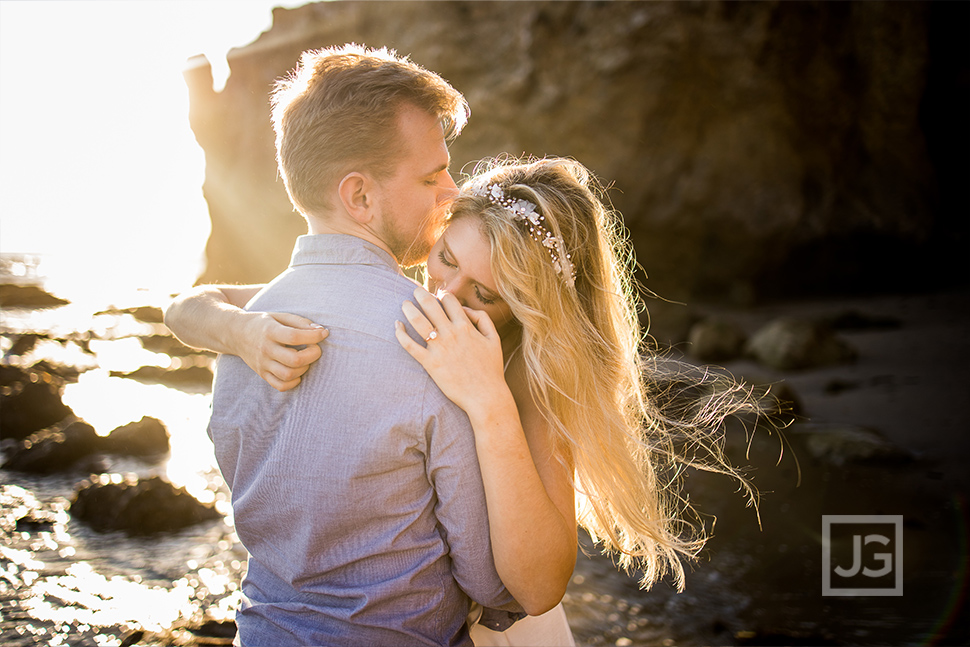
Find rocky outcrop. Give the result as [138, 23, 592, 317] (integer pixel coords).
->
[109, 364, 213, 390]
[99, 416, 170, 457]
[745, 317, 856, 370]
[2, 420, 100, 473]
[93, 305, 164, 324]
[0, 364, 75, 441]
[687, 317, 748, 362]
[0, 284, 69, 309]
[185, 0, 964, 302]
[791, 423, 913, 466]
[70, 476, 221, 535]
[3, 417, 170, 473]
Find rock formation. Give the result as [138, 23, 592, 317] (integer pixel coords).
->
[70, 475, 221, 535]
[186, 0, 965, 302]
[3, 416, 171, 473]
[0, 364, 74, 441]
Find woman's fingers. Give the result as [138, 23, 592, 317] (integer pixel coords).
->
[462, 306, 498, 339]
[270, 341, 323, 370]
[394, 320, 427, 362]
[411, 287, 453, 330]
[268, 313, 330, 347]
[401, 300, 437, 342]
[438, 292, 474, 329]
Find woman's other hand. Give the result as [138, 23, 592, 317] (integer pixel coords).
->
[239, 312, 329, 392]
[395, 286, 508, 414]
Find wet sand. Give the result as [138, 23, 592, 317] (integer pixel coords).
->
[563, 288, 970, 646]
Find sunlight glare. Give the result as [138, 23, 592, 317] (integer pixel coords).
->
[25, 562, 197, 632]
[0, 0, 307, 300]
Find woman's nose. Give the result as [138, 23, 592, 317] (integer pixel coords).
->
[437, 279, 467, 307]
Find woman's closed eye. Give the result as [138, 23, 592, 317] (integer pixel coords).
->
[474, 286, 496, 305]
[438, 250, 457, 269]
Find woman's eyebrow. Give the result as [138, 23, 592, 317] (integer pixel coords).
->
[442, 237, 501, 300]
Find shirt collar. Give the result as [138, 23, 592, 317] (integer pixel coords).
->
[290, 234, 404, 276]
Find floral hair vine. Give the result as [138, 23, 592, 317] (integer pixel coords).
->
[471, 183, 576, 286]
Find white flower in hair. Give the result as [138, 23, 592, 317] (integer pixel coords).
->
[470, 182, 576, 286]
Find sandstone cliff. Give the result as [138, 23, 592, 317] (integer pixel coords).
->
[185, 0, 964, 303]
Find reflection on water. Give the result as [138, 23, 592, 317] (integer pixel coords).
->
[4, 268, 967, 645]
[1, 278, 244, 645]
[0, 292, 795, 647]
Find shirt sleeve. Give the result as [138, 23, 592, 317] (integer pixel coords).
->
[423, 384, 523, 613]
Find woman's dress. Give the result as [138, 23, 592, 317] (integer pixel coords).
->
[469, 602, 575, 647]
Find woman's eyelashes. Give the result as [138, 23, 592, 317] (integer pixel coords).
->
[474, 286, 496, 305]
[437, 250, 457, 268]
[436, 251, 496, 305]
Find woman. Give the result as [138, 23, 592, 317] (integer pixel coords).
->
[166, 156, 765, 645]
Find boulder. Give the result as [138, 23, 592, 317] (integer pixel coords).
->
[745, 317, 856, 370]
[101, 416, 170, 456]
[3, 416, 170, 473]
[0, 364, 74, 440]
[3, 332, 46, 358]
[791, 423, 913, 466]
[183, 0, 959, 303]
[687, 317, 748, 362]
[109, 365, 213, 390]
[93, 305, 164, 323]
[2, 421, 100, 473]
[0, 284, 69, 308]
[70, 475, 222, 535]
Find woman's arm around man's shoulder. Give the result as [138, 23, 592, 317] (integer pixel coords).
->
[164, 284, 328, 391]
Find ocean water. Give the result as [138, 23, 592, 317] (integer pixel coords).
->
[0, 270, 682, 647]
[0, 4, 298, 642]
[7, 274, 964, 646]
[4, 4, 965, 644]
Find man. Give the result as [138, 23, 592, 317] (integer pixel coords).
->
[180, 45, 520, 646]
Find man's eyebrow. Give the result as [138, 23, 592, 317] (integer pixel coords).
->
[425, 161, 449, 177]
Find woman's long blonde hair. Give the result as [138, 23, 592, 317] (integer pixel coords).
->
[449, 156, 767, 591]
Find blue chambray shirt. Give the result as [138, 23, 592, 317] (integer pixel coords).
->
[208, 235, 521, 646]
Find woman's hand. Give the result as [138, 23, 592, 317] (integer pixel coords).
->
[164, 284, 328, 392]
[394, 287, 508, 414]
[236, 312, 329, 392]
[397, 287, 577, 614]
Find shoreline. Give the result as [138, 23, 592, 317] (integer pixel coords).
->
[2, 284, 968, 645]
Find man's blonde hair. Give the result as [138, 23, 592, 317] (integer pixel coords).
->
[271, 44, 469, 217]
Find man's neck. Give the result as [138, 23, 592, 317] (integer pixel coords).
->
[307, 214, 399, 265]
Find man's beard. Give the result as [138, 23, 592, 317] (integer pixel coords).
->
[381, 202, 447, 269]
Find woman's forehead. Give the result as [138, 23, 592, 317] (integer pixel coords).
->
[444, 218, 496, 282]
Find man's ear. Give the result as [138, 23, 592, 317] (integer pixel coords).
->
[337, 171, 376, 225]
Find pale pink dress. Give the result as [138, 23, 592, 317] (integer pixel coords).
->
[468, 602, 576, 647]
